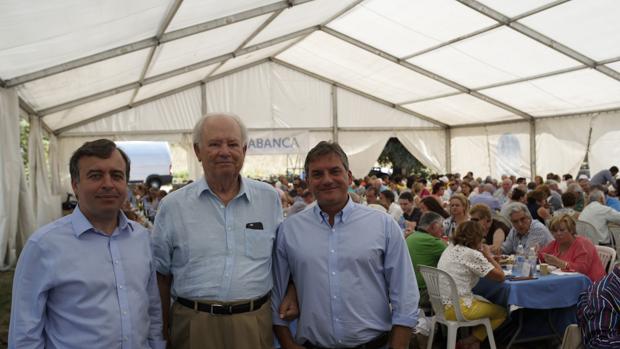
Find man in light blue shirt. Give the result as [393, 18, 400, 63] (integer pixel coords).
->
[501, 202, 554, 254]
[9, 139, 165, 349]
[272, 141, 419, 349]
[152, 113, 282, 349]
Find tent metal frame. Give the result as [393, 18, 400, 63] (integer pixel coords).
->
[10, 0, 619, 133]
[5, 0, 620, 178]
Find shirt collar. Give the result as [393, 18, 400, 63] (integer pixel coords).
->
[312, 196, 354, 224]
[197, 176, 252, 203]
[70, 205, 131, 238]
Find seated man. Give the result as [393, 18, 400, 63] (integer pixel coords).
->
[579, 189, 620, 245]
[577, 264, 620, 348]
[399, 191, 422, 232]
[406, 212, 447, 313]
[501, 202, 554, 254]
[380, 189, 403, 221]
[470, 184, 501, 212]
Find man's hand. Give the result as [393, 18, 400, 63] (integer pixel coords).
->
[279, 283, 299, 321]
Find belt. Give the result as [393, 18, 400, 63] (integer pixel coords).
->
[303, 332, 389, 349]
[176, 292, 270, 315]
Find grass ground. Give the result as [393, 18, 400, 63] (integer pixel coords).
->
[0, 270, 13, 349]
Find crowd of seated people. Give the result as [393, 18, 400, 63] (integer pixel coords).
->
[121, 167, 619, 347]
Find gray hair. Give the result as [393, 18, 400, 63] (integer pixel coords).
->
[418, 211, 444, 230]
[504, 202, 531, 219]
[588, 189, 605, 204]
[192, 112, 248, 147]
[566, 182, 583, 193]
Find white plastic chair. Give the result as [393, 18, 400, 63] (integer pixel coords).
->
[595, 245, 617, 274]
[560, 324, 584, 349]
[576, 220, 599, 245]
[419, 265, 497, 349]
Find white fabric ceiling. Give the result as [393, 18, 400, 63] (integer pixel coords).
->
[2, 0, 619, 135]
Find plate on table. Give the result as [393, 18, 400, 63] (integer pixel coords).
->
[536, 265, 558, 272]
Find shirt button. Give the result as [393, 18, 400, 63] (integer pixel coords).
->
[123, 311, 127, 315]
[333, 295, 337, 299]
[330, 249, 335, 253]
[114, 260, 119, 264]
[119, 285, 123, 289]
[331, 229, 335, 232]
[331, 272, 335, 275]
[123, 336, 129, 341]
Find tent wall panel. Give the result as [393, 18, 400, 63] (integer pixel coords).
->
[588, 111, 620, 174]
[536, 116, 592, 177]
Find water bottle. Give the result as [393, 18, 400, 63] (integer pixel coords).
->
[513, 244, 525, 276]
[526, 247, 537, 277]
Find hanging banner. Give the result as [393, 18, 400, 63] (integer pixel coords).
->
[247, 130, 309, 155]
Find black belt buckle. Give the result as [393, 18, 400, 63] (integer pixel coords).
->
[210, 303, 232, 315]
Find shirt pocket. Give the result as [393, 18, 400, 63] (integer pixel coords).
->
[244, 228, 274, 260]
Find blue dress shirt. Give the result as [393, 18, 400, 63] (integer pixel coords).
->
[152, 176, 282, 301]
[9, 207, 165, 349]
[272, 199, 419, 347]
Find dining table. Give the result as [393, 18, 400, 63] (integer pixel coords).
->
[473, 269, 591, 348]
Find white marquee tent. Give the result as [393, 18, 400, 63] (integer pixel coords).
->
[1, 0, 620, 268]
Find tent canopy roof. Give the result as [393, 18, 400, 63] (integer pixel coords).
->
[2, 0, 620, 134]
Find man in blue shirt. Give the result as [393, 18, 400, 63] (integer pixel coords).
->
[9, 139, 165, 349]
[590, 166, 618, 192]
[272, 141, 419, 349]
[152, 113, 282, 349]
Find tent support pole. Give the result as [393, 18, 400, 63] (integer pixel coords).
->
[445, 127, 452, 173]
[331, 84, 338, 143]
[530, 119, 536, 180]
[200, 82, 207, 115]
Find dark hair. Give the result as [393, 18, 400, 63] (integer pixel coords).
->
[561, 191, 577, 207]
[380, 189, 395, 203]
[420, 196, 449, 218]
[432, 181, 445, 194]
[611, 166, 619, 174]
[399, 191, 414, 202]
[563, 174, 573, 180]
[452, 221, 485, 248]
[69, 139, 130, 182]
[511, 187, 526, 201]
[304, 141, 349, 177]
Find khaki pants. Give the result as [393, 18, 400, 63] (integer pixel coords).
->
[170, 299, 274, 349]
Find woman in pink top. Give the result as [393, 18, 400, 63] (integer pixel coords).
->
[539, 214, 606, 282]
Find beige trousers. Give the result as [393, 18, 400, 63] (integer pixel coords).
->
[170, 299, 274, 349]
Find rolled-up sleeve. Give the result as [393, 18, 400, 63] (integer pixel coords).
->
[384, 219, 419, 328]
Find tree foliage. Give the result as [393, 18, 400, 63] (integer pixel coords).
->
[377, 137, 429, 176]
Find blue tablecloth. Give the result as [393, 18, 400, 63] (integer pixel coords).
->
[473, 273, 591, 344]
[474, 273, 591, 309]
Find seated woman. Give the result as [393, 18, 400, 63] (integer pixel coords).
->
[526, 188, 551, 224]
[443, 194, 470, 237]
[437, 221, 506, 349]
[420, 196, 449, 219]
[553, 191, 580, 219]
[469, 204, 509, 255]
[539, 214, 606, 282]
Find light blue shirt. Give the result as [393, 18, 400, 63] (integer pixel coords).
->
[501, 219, 554, 254]
[470, 192, 501, 211]
[9, 207, 165, 349]
[272, 199, 419, 347]
[152, 176, 282, 301]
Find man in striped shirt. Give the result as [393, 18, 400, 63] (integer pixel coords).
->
[577, 265, 620, 348]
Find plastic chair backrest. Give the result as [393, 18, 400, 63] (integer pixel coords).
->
[576, 220, 598, 244]
[595, 245, 617, 274]
[419, 265, 467, 322]
[561, 324, 584, 349]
